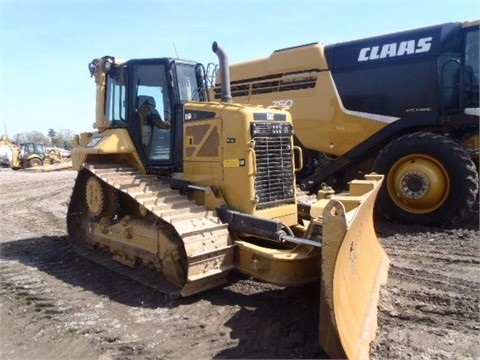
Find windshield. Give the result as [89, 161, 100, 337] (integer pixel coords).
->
[21, 143, 45, 156]
[34, 144, 45, 154]
[133, 64, 171, 122]
[176, 64, 204, 102]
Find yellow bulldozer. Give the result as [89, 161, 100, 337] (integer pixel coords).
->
[67, 42, 389, 359]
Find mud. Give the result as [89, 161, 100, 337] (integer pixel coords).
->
[0, 169, 478, 359]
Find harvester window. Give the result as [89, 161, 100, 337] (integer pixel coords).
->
[464, 29, 479, 107]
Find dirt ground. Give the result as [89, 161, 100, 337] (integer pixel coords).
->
[0, 169, 478, 360]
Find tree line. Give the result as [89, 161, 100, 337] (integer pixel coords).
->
[10, 129, 76, 149]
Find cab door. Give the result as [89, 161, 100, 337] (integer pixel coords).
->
[126, 60, 175, 172]
[440, 24, 479, 114]
[462, 26, 479, 111]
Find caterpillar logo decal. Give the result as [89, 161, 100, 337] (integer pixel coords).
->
[358, 37, 432, 62]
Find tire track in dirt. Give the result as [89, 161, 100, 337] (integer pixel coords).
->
[0, 235, 168, 360]
[0, 259, 102, 360]
[1, 168, 479, 359]
[0, 233, 326, 359]
[372, 214, 480, 360]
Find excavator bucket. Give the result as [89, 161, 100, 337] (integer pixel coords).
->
[317, 174, 389, 360]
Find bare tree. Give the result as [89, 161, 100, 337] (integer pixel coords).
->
[12, 131, 51, 145]
[55, 129, 76, 149]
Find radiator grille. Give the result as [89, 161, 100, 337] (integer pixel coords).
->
[252, 122, 295, 209]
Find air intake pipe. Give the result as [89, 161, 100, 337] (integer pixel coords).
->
[212, 41, 232, 103]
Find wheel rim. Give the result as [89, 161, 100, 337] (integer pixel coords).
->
[387, 154, 449, 214]
[29, 158, 42, 167]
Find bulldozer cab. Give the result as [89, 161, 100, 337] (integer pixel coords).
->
[98, 56, 209, 173]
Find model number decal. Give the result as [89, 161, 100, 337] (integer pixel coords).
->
[223, 159, 245, 167]
[85, 136, 103, 148]
[358, 37, 432, 62]
[272, 99, 293, 108]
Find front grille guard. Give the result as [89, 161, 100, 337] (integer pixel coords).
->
[253, 133, 296, 209]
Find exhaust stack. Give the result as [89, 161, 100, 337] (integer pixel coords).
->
[212, 42, 232, 103]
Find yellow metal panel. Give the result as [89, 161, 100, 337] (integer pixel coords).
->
[229, 43, 328, 80]
[253, 204, 298, 227]
[224, 44, 389, 156]
[183, 101, 298, 217]
[234, 240, 321, 285]
[71, 129, 144, 172]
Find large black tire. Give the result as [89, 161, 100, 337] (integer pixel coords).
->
[372, 132, 478, 226]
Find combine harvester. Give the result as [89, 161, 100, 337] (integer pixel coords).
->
[215, 20, 479, 226]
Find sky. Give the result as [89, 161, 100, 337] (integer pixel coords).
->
[0, 0, 478, 138]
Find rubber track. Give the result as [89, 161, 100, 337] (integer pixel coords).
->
[78, 164, 234, 297]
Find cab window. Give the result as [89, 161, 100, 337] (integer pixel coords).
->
[464, 29, 479, 107]
[132, 64, 172, 162]
[106, 67, 126, 125]
[176, 64, 201, 102]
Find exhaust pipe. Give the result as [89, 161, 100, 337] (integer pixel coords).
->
[212, 41, 232, 103]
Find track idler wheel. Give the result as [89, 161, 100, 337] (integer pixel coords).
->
[85, 175, 119, 217]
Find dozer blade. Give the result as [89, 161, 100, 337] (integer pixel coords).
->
[318, 175, 389, 360]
